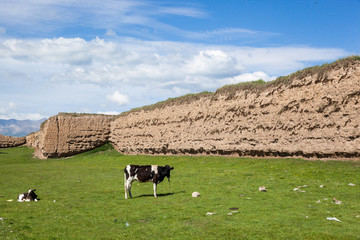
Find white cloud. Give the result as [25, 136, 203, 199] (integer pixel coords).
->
[0, 102, 47, 120]
[185, 50, 243, 76]
[106, 91, 129, 105]
[97, 111, 121, 115]
[227, 46, 348, 74]
[0, 102, 17, 114]
[220, 72, 277, 85]
[0, 112, 47, 121]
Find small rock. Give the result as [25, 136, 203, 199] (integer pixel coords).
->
[327, 217, 341, 222]
[6, 199, 13, 202]
[192, 192, 200, 198]
[319, 185, 324, 188]
[293, 188, 305, 192]
[348, 183, 356, 186]
[206, 212, 216, 216]
[229, 207, 239, 211]
[228, 210, 239, 216]
[333, 198, 342, 204]
[293, 185, 308, 192]
[316, 200, 321, 204]
[259, 186, 267, 192]
[125, 222, 129, 227]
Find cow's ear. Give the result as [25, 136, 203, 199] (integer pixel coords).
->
[33, 189, 36, 191]
[170, 167, 174, 170]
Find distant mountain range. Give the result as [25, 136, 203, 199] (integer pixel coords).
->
[0, 118, 47, 137]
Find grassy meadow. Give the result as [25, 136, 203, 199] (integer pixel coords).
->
[1, 145, 359, 239]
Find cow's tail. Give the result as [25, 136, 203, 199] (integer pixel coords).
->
[124, 167, 127, 186]
[124, 166, 128, 199]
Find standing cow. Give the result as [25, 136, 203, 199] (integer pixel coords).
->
[124, 165, 174, 199]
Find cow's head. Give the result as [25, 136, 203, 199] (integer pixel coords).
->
[162, 165, 174, 181]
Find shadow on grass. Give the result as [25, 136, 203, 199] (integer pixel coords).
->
[134, 191, 186, 198]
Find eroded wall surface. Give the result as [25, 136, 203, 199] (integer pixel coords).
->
[110, 61, 360, 159]
[0, 135, 26, 148]
[33, 114, 116, 159]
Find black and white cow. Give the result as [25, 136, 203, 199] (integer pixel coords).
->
[17, 189, 38, 202]
[124, 165, 174, 199]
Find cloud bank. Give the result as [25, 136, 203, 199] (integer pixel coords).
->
[0, 36, 348, 120]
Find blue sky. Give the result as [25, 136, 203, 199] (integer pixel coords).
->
[0, 0, 359, 120]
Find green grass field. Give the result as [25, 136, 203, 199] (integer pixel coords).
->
[1, 145, 359, 239]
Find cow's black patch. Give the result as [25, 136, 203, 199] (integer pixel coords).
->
[133, 165, 153, 182]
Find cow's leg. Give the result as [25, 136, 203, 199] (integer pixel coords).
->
[125, 181, 133, 199]
[125, 182, 133, 199]
[125, 175, 134, 199]
[153, 183, 157, 198]
[128, 181, 132, 198]
[124, 173, 128, 199]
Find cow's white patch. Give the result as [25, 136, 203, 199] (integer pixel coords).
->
[151, 165, 159, 174]
[17, 194, 25, 202]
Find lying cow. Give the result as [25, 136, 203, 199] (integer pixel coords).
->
[124, 164, 174, 199]
[17, 189, 38, 202]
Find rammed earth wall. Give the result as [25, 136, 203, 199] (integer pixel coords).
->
[0, 135, 26, 148]
[33, 114, 116, 159]
[110, 59, 360, 159]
